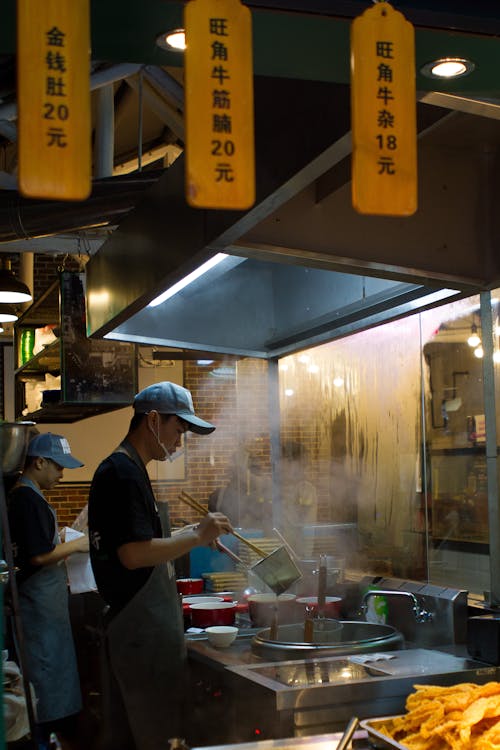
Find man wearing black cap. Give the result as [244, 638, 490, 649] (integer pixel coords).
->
[8, 433, 89, 750]
[88, 382, 232, 750]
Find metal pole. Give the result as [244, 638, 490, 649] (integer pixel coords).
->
[94, 84, 115, 179]
[480, 291, 500, 605]
[268, 359, 282, 530]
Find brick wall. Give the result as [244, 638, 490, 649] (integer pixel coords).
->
[32, 253, 86, 300]
[44, 354, 273, 528]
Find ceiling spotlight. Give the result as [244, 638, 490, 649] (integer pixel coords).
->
[0, 259, 32, 303]
[420, 57, 475, 79]
[474, 346, 484, 359]
[467, 324, 481, 348]
[156, 28, 186, 52]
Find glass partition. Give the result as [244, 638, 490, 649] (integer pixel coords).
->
[277, 291, 497, 597]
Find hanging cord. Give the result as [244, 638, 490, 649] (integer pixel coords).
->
[137, 68, 144, 172]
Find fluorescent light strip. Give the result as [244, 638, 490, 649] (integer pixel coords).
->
[407, 288, 459, 310]
[148, 253, 229, 307]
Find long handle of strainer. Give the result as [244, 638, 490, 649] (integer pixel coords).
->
[179, 491, 268, 558]
[215, 539, 246, 567]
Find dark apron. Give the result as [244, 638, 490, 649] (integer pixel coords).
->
[101, 447, 187, 750]
[17, 479, 82, 724]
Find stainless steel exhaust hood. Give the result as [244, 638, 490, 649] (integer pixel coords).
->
[104, 254, 459, 358]
[85, 78, 497, 358]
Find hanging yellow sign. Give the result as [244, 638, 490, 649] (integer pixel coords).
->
[351, 2, 417, 216]
[17, 0, 91, 201]
[184, 0, 255, 210]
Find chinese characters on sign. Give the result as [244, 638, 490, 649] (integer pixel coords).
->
[185, 0, 255, 209]
[45, 26, 70, 150]
[351, 2, 417, 216]
[18, 0, 91, 200]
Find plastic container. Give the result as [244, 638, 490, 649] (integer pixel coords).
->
[176, 578, 204, 595]
[190, 601, 236, 628]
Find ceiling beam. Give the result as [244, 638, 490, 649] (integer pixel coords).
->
[125, 75, 184, 141]
[419, 92, 500, 121]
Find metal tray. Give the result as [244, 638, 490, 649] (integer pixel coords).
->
[360, 716, 409, 750]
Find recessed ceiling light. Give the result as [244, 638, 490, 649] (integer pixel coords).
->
[156, 29, 186, 52]
[420, 57, 475, 79]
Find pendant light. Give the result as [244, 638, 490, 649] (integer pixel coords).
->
[0, 303, 19, 322]
[0, 259, 32, 303]
[467, 323, 481, 348]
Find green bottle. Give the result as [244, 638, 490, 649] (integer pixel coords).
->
[20, 329, 34, 364]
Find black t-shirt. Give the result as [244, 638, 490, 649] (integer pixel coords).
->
[88, 449, 163, 612]
[8, 484, 56, 585]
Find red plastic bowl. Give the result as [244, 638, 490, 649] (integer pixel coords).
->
[189, 601, 236, 628]
[176, 578, 204, 595]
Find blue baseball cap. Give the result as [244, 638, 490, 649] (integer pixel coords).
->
[133, 382, 215, 435]
[27, 433, 84, 469]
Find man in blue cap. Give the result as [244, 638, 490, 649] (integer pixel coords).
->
[8, 432, 89, 750]
[88, 382, 232, 750]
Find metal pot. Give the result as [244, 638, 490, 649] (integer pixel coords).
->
[248, 593, 297, 627]
[296, 596, 343, 619]
[251, 621, 405, 660]
[190, 601, 236, 628]
[0, 422, 36, 475]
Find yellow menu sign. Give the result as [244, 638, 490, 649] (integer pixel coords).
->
[17, 0, 91, 200]
[351, 2, 417, 216]
[184, 0, 255, 210]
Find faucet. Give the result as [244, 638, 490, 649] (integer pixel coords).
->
[361, 589, 433, 623]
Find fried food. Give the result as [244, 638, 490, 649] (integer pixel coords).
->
[375, 682, 500, 749]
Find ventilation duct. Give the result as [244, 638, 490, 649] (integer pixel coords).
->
[0, 171, 162, 243]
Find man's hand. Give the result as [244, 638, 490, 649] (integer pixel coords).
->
[196, 512, 233, 546]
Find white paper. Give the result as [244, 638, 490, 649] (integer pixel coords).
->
[63, 527, 97, 594]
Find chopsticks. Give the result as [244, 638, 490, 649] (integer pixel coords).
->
[178, 491, 268, 558]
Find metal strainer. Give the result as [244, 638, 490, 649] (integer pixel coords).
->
[179, 492, 302, 595]
[250, 545, 302, 595]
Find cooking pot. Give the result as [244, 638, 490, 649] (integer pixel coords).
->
[0, 422, 36, 475]
[296, 596, 342, 618]
[248, 593, 297, 627]
[176, 578, 204, 595]
[190, 601, 236, 628]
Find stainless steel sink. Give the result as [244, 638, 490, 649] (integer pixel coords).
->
[251, 620, 404, 660]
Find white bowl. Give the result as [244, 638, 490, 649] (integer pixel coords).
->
[183, 596, 224, 605]
[205, 625, 238, 648]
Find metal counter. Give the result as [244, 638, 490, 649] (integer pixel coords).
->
[186, 633, 499, 744]
[193, 729, 374, 750]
